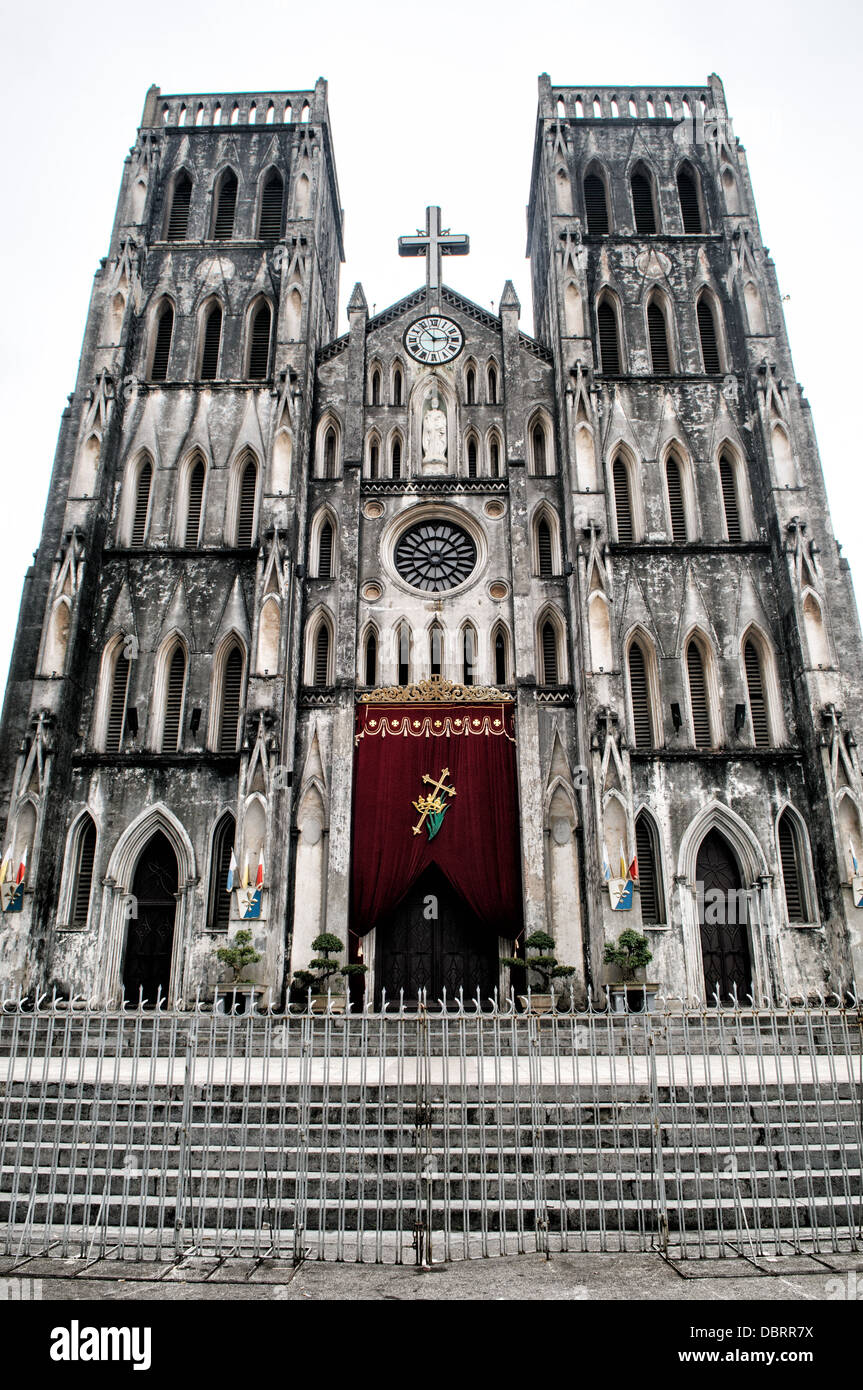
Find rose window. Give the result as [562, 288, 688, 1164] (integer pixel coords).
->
[394, 521, 477, 592]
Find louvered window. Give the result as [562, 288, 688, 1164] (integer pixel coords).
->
[393, 368, 403, 406]
[466, 368, 476, 404]
[430, 624, 443, 676]
[613, 458, 633, 541]
[392, 440, 401, 479]
[71, 818, 97, 927]
[744, 639, 770, 747]
[495, 630, 507, 685]
[541, 621, 559, 685]
[318, 520, 333, 578]
[161, 646, 186, 752]
[166, 173, 192, 240]
[200, 305, 222, 379]
[219, 646, 243, 751]
[364, 633, 377, 686]
[369, 442, 379, 478]
[686, 641, 712, 749]
[628, 641, 653, 749]
[314, 625, 330, 685]
[677, 169, 702, 233]
[537, 518, 553, 576]
[719, 454, 742, 541]
[258, 171, 283, 239]
[635, 814, 662, 924]
[398, 626, 410, 685]
[488, 365, 498, 404]
[647, 301, 671, 373]
[208, 815, 235, 931]
[598, 301, 621, 374]
[371, 370, 381, 405]
[490, 438, 500, 477]
[213, 172, 237, 239]
[467, 438, 478, 477]
[184, 458, 205, 547]
[532, 425, 547, 476]
[697, 297, 721, 373]
[778, 811, 806, 923]
[151, 305, 174, 381]
[463, 627, 476, 686]
[248, 302, 271, 379]
[131, 460, 152, 547]
[324, 428, 337, 478]
[236, 459, 257, 546]
[666, 456, 687, 541]
[584, 173, 609, 234]
[105, 651, 130, 752]
[631, 171, 657, 234]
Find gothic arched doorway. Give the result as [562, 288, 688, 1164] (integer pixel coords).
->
[696, 829, 753, 1004]
[375, 865, 499, 1008]
[123, 831, 178, 1005]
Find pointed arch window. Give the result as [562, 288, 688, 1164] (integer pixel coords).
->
[494, 628, 508, 686]
[647, 299, 671, 373]
[489, 436, 501, 477]
[213, 171, 238, 238]
[631, 168, 657, 233]
[466, 366, 476, 404]
[677, 166, 702, 233]
[166, 172, 192, 240]
[218, 645, 244, 751]
[200, 303, 222, 380]
[537, 516, 554, 576]
[467, 437, 478, 477]
[665, 454, 687, 541]
[462, 625, 476, 686]
[371, 368, 381, 405]
[392, 366, 403, 406]
[697, 295, 721, 373]
[258, 170, 284, 239]
[184, 456, 205, 547]
[236, 456, 257, 547]
[612, 457, 633, 541]
[686, 639, 712, 749]
[397, 624, 410, 685]
[150, 302, 174, 381]
[323, 426, 338, 478]
[743, 638, 770, 747]
[429, 622, 443, 677]
[532, 422, 548, 477]
[487, 364, 498, 404]
[207, 814, 235, 931]
[635, 812, 664, 924]
[627, 640, 653, 749]
[777, 810, 807, 923]
[313, 622, 331, 686]
[364, 630, 377, 687]
[391, 438, 402, 479]
[161, 645, 186, 752]
[105, 646, 131, 752]
[69, 815, 97, 927]
[719, 452, 742, 541]
[131, 458, 153, 547]
[318, 519, 334, 578]
[541, 619, 559, 686]
[248, 301, 272, 379]
[584, 172, 610, 234]
[597, 299, 621, 374]
[369, 439, 379, 478]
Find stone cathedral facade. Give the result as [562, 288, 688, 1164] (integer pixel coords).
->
[1, 73, 862, 1008]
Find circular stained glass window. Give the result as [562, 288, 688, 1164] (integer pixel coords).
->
[394, 521, 477, 592]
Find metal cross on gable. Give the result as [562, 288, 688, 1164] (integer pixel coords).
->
[398, 205, 469, 295]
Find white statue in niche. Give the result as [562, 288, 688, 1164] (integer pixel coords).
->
[422, 392, 447, 464]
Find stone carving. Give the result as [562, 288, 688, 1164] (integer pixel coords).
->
[422, 394, 447, 463]
[360, 674, 513, 704]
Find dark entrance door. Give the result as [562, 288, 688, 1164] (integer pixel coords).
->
[123, 831, 178, 1006]
[697, 829, 753, 1004]
[376, 866, 499, 1007]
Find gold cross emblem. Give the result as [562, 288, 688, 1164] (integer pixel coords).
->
[412, 767, 457, 837]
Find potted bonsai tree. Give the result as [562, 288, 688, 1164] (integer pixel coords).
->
[292, 932, 367, 1013]
[501, 930, 576, 1014]
[215, 928, 264, 1014]
[603, 928, 657, 1012]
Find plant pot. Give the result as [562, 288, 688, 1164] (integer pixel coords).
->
[517, 993, 555, 1016]
[608, 982, 659, 1014]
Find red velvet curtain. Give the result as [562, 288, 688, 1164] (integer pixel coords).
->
[351, 703, 522, 936]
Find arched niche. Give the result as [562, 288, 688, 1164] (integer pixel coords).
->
[271, 428, 293, 493]
[41, 598, 71, 676]
[588, 594, 613, 671]
[575, 423, 597, 490]
[771, 425, 795, 488]
[242, 795, 267, 872]
[744, 282, 766, 334]
[256, 596, 281, 674]
[564, 282, 584, 336]
[72, 434, 101, 496]
[409, 372, 457, 476]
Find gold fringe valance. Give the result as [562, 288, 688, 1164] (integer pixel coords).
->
[355, 708, 516, 745]
[360, 674, 513, 704]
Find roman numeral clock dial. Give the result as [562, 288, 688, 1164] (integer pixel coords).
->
[404, 316, 464, 365]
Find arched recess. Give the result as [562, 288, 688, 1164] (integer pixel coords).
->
[775, 804, 816, 924]
[545, 776, 583, 992]
[463, 358, 478, 405]
[256, 596, 281, 674]
[609, 446, 642, 541]
[315, 413, 342, 479]
[309, 506, 338, 579]
[721, 162, 742, 214]
[294, 171, 311, 218]
[634, 809, 666, 925]
[527, 409, 555, 477]
[741, 625, 783, 747]
[837, 791, 863, 879]
[770, 425, 795, 489]
[588, 593, 613, 671]
[131, 177, 148, 225]
[460, 621, 478, 686]
[40, 597, 72, 676]
[207, 812, 235, 931]
[241, 794, 267, 878]
[630, 160, 659, 233]
[58, 810, 98, 928]
[486, 428, 503, 479]
[716, 443, 753, 542]
[491, 621, 511, 685]
[209, 634, 247, 752]
[72, 433, 101, 496]
[360, 622, 379, 687]
[286, 287, 303, 340]
[486, 360, 499, 405]
[151, 634, 188, 752]
[292, 777, 328, 972]
[684, 628, 721, 750]
[391, 359, 405, 406]
[744, 281, 766, 334]
[555, 165, 573, 214]
[676, 161, 704, 233]
[427, 618, 445, 677]
[695, 288, 726, 374]
[389, 429, 404, 479]
[602, 791, 629, 870]
[583, 163, 611, 234]
[532, 502, 562, 576]
[395, 620, 412, 685]
[802, 590, 832, 668]
[645, 288, 674, 373]
[365, 430, 382, 479]
[662, 443, 696, 541]
[225, 447, 260, 546]
[368, 361, 383, 406]
[564, 281, 584, 336]
[271, 428, 293, 493]
[596, 291, 624, 374]
[93, 633, 132, 752]
[626, 629, 662, 749]
[465, 430, 480, 478]
[108, 292, 126, 343]
[175, 449, 207, 547]
[537, 605, 566, 685]
[575, 422, 598, 490]
[148, 297, 175, 381]
[101, 802, 196, 1006]
[304, 607, 335, 685]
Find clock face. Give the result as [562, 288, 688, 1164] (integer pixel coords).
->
[404, 316, 464, 365]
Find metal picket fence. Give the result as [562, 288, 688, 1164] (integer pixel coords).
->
[0, 989, 860, 1265]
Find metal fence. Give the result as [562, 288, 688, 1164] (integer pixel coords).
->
[0, 989, 861, 1265]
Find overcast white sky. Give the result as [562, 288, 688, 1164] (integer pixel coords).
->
[2, 0, 861, 693]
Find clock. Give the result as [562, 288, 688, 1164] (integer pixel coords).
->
[404, 315, 464, 365]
